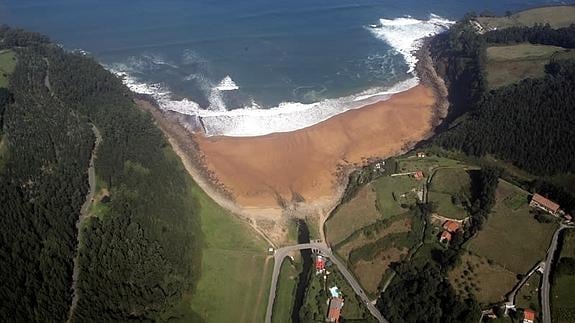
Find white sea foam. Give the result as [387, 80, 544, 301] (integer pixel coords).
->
[369, 14, 454, 73]
[216, 75, 239, 91]
[110, 13, 453, 137]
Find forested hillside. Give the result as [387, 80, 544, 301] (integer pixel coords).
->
[430, 17, 575, 212]
[0, 27, 201, 321]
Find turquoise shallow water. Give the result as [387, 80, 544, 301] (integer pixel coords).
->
[1, 0, 565, 110]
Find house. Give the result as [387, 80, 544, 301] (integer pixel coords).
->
[522, 309, 535, 323]
[315, 255, 325, 273]
[440, 231, 452, 243]
[416, 152, 426, 158]
[413, 171, 424, 181]
[530, 193, 561, 215]
[443, 220, 460, 233]
[327, 297, 344, 322]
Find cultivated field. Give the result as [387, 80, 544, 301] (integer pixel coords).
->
[552, 229, 575, 323]
[449, 252, 517, 305]
[486, 43, 573, 89]
[0, 50, 16, 88]
[428, 168, 472, 220]
[477, 6, 575, 30]
[466, 180, 557, 274]
[188, 182, 273, 323]
[272, 259, 300, 323]
[325, 184, 381, 245]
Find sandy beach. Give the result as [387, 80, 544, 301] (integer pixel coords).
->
[193, 84, 435, 208]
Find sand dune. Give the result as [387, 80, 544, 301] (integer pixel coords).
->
[193, 84, 435, 209]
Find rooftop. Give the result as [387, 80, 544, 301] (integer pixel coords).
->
[443, 220, 460, 233]
[531, 193, 560, 213]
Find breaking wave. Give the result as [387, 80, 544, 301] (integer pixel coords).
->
[368, 14, 454, 73]
[110, 13, 453, 137]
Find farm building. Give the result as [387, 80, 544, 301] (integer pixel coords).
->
[315, 255, 325, 273]
[413, 171, 424, 181]
[327, 297, 344, 322]
[440, 231, 452, 243]
[522, 309, 535, 323]
[443, 220, 460, 233]
[416, 152, 426, 158]
[529, 193, 560, 215]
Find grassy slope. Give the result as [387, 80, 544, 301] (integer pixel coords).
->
[477, 6, 575, 30]
[0, 50, 16, 88]
[486, 43, 574, 89]
[374, 175, 420, 218]
[552, 229, 575, 323]
[467, 180, 557, 274]
[449, 252, 517, 305]
[325, 184, 381, 245]
[516, 273, 541, 315]
[188, 181, 273, 323]
[272, 259, 300, 323]
[428, 168, 471, 220]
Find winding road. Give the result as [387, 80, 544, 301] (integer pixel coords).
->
[541, 224, 573, 323]
[265, 242, 387, 323]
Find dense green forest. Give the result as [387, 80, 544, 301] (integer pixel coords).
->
[0, 27, 201, 321]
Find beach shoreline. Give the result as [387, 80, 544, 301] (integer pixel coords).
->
[135, 40, 448, 244]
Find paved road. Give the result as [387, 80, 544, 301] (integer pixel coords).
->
[541, 224, 573, 323]
[506, 261, 544, 305]
[265, 242, 387, 323]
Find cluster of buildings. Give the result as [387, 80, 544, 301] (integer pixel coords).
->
[529, 193, 572, 223]
[439, 220, 461, 243]
[313, 254, 344, 322]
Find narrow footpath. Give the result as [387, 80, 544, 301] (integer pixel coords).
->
[66, 124, 102, 323]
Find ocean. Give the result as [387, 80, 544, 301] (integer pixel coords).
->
[0, 0, 568, 136]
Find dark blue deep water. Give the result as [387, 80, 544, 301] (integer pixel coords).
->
[0, 0, 569, 110]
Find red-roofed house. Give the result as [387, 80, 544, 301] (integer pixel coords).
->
[413, 171, 424, 181]
[315, 255, 325, 272]
[443, 220, 460, 233]
[530, 193, 561, 215]
[440, 231, 452, 243]
[522, 309, 535, 323]
[327, 297, 344, 322]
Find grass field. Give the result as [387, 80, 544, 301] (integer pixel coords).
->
[477, 6, 575, 30]
[0, 50, 16, 88]
[486, 43, 574, 89]
[188, 181, 273, 323]
[272, 259, 300, 323]
[396, 155, 465, 174]
[373, 175, 420, 218]
[428, 168, 472, 220]
[325, 184, 381, 245]
[335, 215, 412, 261]
[552, 229, 575, 323]
[449, 251, 517, 305]
[466, 180, 557, 274]
[516, 273, 541, 315]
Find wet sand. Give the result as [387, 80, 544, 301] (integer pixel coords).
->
[193, 84, 435, 209]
